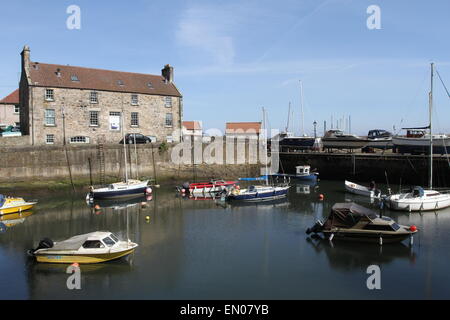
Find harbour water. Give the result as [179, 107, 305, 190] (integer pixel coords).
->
[1, 180, 449, 299]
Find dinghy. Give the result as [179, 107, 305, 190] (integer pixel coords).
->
[345, 180, 381, 199]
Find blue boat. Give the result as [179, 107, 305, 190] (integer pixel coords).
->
[227, 185, 290, 202]
[238, 175, 268, 181]
[88, 180, 150, 200]
[270, 165, 318, 181]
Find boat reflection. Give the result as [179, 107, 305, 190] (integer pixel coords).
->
[225, 197, 290, 209]
[0, 210, 33, 231]
[88, 195, 152, 211]
[306, 236, 417, 271]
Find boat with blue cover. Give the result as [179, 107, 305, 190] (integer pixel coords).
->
[270, 165, 318, 181]
[227, 185, 290, 202]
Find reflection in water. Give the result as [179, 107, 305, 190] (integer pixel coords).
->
[0, 211, 33, 231]
[0, 181, 450, 299]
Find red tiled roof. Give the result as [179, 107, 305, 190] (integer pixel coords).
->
[27, 62, 181, 97]
[0, 89, 19, 104]
[183, 121, 202, 130]
[226, 122, 261, 134]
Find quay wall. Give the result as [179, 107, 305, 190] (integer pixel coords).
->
[0, 141, 261, 186]
[280, 152, 450, 187]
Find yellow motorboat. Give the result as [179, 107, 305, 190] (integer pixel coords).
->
[28, 231, 138, 264]
[0, 195, 37, 215]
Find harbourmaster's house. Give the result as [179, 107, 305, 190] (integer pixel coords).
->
[18, 46, 183, 145]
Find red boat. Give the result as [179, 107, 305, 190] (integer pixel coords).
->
[187, 180, 238, 194]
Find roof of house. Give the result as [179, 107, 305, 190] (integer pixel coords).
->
[226, 122, 261, 134]
[183, 121, 202, 131]
[0, 89, 19, 104]
[27, 62, 181, 97]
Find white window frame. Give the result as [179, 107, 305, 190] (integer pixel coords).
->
[69, 136, 90, 144]
[164, 96, 172, 108]
[89, 110, 99, 127]
[131, 112, 139, 127]
[45, 89, 54, 101]
[165, 113, 173, 127]
[131, 94, 139, 106]
[44, 109, 56, 126]
[14, 105, 19, 114]
[90, 91, 98, 104]
[46, 134, 54, 144]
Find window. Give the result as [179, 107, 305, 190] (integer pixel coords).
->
[102, 237, 116, 247]
[131, 94, 138, 105]
[45, 89, 54, 101]
[117, 80, 124, 86]
[70, 136, 90, 144]
[44, 109, 56, 126]
[109, 112, 121, 131]
[89, 111, 99, 126]
[166, 135, 173, 143]
[14, 105, 19, 114]
[46, 134, 54, 144]
[110, 233, 119, 242]
[147, 82, 153, 88]
[90, 91, 98, 104]
[82, 240, 104, 249]
[71, 75, 79, 82]
[165, 113, 173, 127]
[164, 96, 172, 108]
[131, 112, 139, 127]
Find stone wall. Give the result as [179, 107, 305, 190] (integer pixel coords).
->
[25, 86, 182, 146]
[0, 140, 263, 185]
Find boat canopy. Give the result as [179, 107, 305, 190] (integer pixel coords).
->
[324, 203, 378, 229]
[51, 232, 112, 251]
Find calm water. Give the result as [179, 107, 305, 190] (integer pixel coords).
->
[1, 180, 449, 300]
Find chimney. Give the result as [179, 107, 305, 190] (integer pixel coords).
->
[162, 64, 174, 83]
[21, 45, 30, 73]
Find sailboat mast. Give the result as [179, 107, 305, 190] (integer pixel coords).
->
[262, 107, 269, 186]
[122, 111, 129, 183]
[285, 102, 291, 133]
[300, 80, 305, 136]
[429, 63, 434, 189]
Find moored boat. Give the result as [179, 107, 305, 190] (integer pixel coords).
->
[89, 179, 150, 200]
[322, 130, 369, 150]
[306, 202, 418, 244]
[28, 231, 138, 264]
[270, 165, 318, 181]
[227, 185, 290, 202]
[345, 180, 381, 198]
[366, 129, 393, 149]
[386, 186, 450, 211]
[0, 194, 37, 215]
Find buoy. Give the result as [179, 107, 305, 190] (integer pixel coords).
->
[409, 225, 417, 232]
[145, 216, 150, 222]
[236, 185, 240, 190]
[146, 187, 152, 194]
[94, 204, 101, 210]
[181, 188, 186, 193]
[319, 194, 324, 201]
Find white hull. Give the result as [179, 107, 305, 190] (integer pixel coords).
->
[392, 135, 450, 147]
[345, 181, 379, 198]
[387, 191, 450, 211]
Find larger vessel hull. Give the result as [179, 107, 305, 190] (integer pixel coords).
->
[228, 187, 289, 202]
[393, 136, 450, 154]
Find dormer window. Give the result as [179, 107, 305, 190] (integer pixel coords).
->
[117, 80, 124, 86]
[147, 82, 153, 88]
[71, 75, 79, 82]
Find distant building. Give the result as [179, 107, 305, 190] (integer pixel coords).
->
[19, 46, 183, 145]
[0, 89, 20, 129]
[225, 122, 261, 140]
[182, 121, 202, 141]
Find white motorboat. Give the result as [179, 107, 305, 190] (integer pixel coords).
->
[366, 129, 393, 149]
[322, 130, 369, 150]
[345, 180, 381, 199]
[393, 130, 450, 155]
[387, 63, 450, 211]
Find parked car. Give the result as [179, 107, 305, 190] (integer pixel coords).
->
[146, 135, 157, 143]
[119, 133, 152, 144]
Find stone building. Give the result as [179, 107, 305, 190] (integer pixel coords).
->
[19, 46, 183, 145]
[0, 89, 20, 129]
[225, 122, 261, 140]
[182, 121, 202, 141]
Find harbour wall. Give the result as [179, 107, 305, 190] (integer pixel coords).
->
[280, 152, 450, 187]
[0, 141, 262, 187]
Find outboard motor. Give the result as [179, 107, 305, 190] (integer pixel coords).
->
[306, 220, 324, 235]
[28, 237, 54, 256]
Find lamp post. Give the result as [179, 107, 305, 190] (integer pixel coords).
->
[313, 120, 317, 139]
[61, 106, 66, 145]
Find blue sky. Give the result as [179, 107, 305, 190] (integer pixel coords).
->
[1, 0, 450, 135]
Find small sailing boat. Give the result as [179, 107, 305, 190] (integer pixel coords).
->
[306, 203, 418, 244]
[88, 111, 150, 200]
[386, 63, 450, 211]
[28, 231, 138, 264]
[0, 194, 36, 215]
[227, 108, 290, 202]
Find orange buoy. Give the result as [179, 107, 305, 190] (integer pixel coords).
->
[410, 225, 417, 232]
[94, 204, 101, 210]
[318, 194, 324, 201]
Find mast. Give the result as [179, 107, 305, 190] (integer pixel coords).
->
[262, 107, 269, 186]
[429, 62, 434, 189]
[285, 102, 291, 133]
[300, 80, 305, 136]
[122, 111, 129, 183]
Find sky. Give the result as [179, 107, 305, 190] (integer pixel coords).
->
[1, 0, 450, 136]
